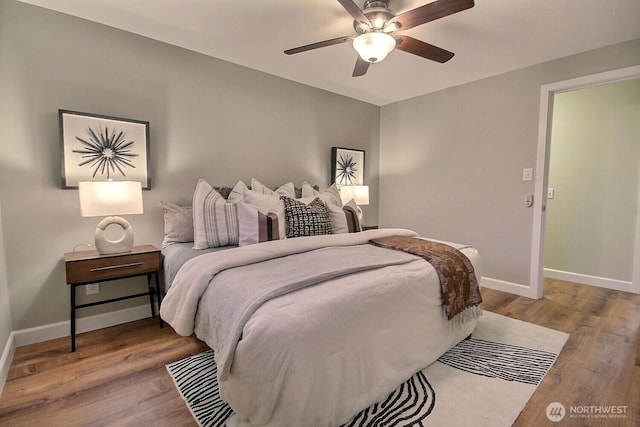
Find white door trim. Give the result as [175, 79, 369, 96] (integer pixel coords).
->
[531, 65, 640, 298]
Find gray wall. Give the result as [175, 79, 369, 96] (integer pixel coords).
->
[380, 39, 640, 287]
[0, 202, 10, 395]
[545, 79, 640, 282]
[2, 0, 639, 340]
[0, 0, 380, 331]
[0, 202, 11, 354]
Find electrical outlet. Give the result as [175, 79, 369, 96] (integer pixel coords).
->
[86, 283, 100, 295]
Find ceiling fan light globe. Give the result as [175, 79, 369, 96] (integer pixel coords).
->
[353, 32, 395, 63]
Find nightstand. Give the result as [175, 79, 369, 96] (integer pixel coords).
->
[64, 245, 163, 352]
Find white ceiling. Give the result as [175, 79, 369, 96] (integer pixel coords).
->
[17, 0, 640, 106]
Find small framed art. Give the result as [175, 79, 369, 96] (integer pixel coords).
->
[331, 147, 365, 186]
[59, 109, 150, 189]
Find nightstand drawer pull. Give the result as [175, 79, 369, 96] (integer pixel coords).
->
[90, 262, 144, 272]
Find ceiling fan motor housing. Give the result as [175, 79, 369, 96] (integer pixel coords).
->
[354, 0, 395, 33]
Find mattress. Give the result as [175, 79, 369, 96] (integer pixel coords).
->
[161, 242, 235, 290]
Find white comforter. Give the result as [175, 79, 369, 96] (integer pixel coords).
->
[161, 228, 481, 427]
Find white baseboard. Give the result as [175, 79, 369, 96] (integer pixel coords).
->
[543, 268, 632, 293]
[481, 277, 538, 299]
[0, 332, 16, 397]
[13, 304, 154, 348]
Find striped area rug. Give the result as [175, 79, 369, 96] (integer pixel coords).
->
[166, 311, 568, 427]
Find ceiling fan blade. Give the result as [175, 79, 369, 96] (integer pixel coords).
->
[395, 35, 454, 63]
[389, 0, 474, 31]
[337, 0, 372, 28]
[352, 56, 370, 77]
[284, 35, 353, 55]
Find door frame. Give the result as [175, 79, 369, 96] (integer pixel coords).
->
[530, 65, 640, 298]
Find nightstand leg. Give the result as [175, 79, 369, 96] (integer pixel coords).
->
[147, 273, 164, 328]
[70, 285, 76, 352]
[147, 274, 156, 318]
[155, 272, 164, 328]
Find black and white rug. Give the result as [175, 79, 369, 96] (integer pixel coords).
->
[166, 311, 568, 427]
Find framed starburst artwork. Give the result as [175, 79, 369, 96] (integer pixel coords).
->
[60, 110, 150, 189]
[331, 147, 365, 187]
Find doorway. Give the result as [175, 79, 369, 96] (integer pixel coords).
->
[530, 65, 640, 298]
[544, 79, 640, 291]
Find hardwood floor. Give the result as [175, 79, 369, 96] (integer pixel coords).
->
[0, 279, 638, 426]
[483, 279, 640, 427]
[0, 318, 208, 426]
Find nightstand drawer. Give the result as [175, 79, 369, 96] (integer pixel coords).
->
[65, 248, 160, 284]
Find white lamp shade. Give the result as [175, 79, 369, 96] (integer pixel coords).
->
[353, 32, 396, 63]
[340, 185, 370, 206]
[78, 181, 143, 217]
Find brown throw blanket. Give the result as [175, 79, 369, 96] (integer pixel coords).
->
[370, 235, 482, 326]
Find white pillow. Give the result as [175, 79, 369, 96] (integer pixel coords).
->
[302, 197, 361, 233]
[242, 190, 287, 240]
[302, 181, 342, 207]
[250, 178, 296, 198]
[227, 180, 248, 202]
[237, 202, 283, 246]
[192, 179, 244, 249]
[160, 201, 193, 248]
[301, 181, 318, 198]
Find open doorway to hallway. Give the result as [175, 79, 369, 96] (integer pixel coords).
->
[530, 65, 640, 299]
[543, 78, 640, 292]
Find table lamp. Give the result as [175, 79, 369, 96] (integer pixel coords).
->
[78, 180, 143, 255]
[340, 185, 369, 222]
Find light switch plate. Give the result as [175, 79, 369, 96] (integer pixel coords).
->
[523, 168, 533, 181]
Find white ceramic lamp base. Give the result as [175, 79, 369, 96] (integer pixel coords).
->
[94, 216, 134, 255]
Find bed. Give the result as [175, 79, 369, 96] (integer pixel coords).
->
[159, 179, 482, 427]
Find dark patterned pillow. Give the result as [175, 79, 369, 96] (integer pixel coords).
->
[281, 196, 333, 238]
[213, 186, 234, 199]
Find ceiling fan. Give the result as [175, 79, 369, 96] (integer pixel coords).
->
[284, 0, 474, 77]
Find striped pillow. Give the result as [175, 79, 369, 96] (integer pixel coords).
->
[192, 179, 244, 249]
[241, 190, 287, 241]
[325, 200, 361, 233]
[342, 200, 362, 232]
[237, 202, 282, 246]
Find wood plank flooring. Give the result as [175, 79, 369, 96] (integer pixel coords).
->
[483, 279, 640, 427]
[1, 278, 638, 426]
[0, 318, 208, 426]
